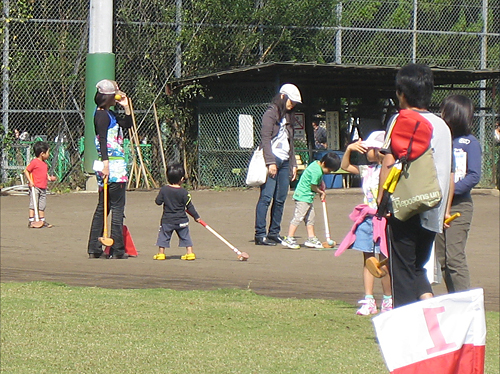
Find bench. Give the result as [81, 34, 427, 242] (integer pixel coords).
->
[324, 169, 353, 189]
[295, 154, 307, 172]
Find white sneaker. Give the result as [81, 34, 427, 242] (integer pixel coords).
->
[282, 236, 300, 249]
[381, 297, 393, 313]
[356, 298, 378, 316]
[304, 237, 323, 249]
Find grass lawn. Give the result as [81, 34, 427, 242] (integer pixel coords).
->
[1, 282, 499, 373]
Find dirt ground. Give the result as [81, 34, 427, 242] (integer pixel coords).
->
[1, 187, 498, 312]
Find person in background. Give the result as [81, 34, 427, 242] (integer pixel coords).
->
[435, 95, 481, 293]
[282, 152, 340, 250]
[24, 141, 57, 228]
[14, 128, 30, 141]
[254, 84, 301, 246]
[312, 121, 328, 150]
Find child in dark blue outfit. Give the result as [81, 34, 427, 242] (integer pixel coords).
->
[154, 163, 201, 261]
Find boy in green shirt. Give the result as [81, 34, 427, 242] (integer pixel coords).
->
[283, 152, 341, 249]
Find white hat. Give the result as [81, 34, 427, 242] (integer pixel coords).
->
[279, 83, 302, 103]
[362, 131, 386, 149]
[96, 79, 124, 96]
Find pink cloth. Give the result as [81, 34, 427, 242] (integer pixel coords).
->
[335, 204, 388, 257]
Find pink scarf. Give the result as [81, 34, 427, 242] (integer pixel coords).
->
[335, 204, 388, 257]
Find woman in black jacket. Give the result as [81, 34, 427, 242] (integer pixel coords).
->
[254, 84, 301, 246]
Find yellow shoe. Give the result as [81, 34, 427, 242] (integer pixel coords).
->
[181, 253, 196, 261]
[153, 253, 166, 260]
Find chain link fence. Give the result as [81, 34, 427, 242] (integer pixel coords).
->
[198, 86, 274, 187]
[197, 80, 498, 188]
[2, 0, 499, 191]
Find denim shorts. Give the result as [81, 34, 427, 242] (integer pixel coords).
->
[352, 217, 380, 254]
[156, 222, 193, 248]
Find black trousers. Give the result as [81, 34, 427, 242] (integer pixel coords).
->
[388, 214, 436, 308]
[87, 182, 126, 257]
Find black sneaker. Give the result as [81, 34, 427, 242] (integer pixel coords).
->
[88, 253, 103, 259]
[111, 253, 129, 259]
[267, 235, 285, 245]
[255, 237, 277, 246]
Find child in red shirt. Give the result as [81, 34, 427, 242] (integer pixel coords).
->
[24, 141, 56, 228]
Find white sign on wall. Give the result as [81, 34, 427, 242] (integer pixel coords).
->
[326, 111, 340, 150]
[238, 114, 254, 148]
[294, 113, 305, 140]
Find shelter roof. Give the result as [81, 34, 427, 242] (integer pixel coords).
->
[171, 62, 499, 96]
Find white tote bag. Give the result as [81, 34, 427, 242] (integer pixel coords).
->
[245, 147, 268, 187]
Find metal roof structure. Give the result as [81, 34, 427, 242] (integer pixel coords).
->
[171, 62, 500, 96]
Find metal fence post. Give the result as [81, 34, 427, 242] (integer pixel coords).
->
[479, 0, 489, 153]
[335, 2, 342, 65]
[175, 0, 182, 78]
[2, 0, 9, 182]
[412, 0, 417, 63]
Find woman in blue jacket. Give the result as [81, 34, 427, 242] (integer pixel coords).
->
[435, 95, 481, 292]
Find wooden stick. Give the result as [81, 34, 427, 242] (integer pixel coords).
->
[127, 153, 138, 189]
[131, 127, 144, 189]
[131, 124, 158, 189]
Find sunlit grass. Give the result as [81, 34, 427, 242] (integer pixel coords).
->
[1, 282, 498, 373]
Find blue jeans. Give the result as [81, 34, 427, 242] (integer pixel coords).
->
[255, 157, 290, 238]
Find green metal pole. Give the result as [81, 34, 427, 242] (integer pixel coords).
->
[84, 0, 114, 184]
[83, 53, 115, 173]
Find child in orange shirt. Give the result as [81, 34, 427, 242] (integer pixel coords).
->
[24, 141, 56, 228]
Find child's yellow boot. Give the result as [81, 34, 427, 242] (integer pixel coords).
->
[181, 253, 196, 261]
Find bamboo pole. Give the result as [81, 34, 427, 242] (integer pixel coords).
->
[128, 98, 150, 189]
[127, 127, 139, 189]
[130, 125, 144, 189]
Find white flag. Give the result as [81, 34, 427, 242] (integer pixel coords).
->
[373, 288, 486, 373]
